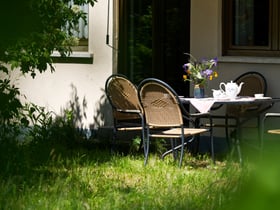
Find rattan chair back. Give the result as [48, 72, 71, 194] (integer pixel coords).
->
[235, 71, 267, 97]
[105, 74, 143, 120]
[139, 79, 183, 127]
[227, 71, 267, 116]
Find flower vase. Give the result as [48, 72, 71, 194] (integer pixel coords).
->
[193, 84, 205, 98]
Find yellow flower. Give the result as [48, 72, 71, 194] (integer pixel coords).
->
[183, 75, 187, 80]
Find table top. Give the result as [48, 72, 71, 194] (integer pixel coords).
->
[181, 96, 280, 104]
[180, 96, 280, 113]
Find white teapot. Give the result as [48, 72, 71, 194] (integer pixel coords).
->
[219, 81, 244, 99]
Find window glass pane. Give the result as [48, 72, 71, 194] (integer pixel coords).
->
[66, 1, 89, 39]
[72, 4, 89, 39]
[232, 0, 269, 46]
[64, 0, 89, 51]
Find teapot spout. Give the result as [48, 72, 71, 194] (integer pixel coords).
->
[237, 82, 244, 94]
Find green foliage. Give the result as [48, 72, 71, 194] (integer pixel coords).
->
[21, 103, 88, 147]
[0, 0, 97, 77]
[0, 78, 22, 125]
[20, 103, 54, 143]
[129, 136, 142, 154]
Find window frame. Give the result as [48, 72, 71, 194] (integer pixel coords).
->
[222, 0, 280, 57]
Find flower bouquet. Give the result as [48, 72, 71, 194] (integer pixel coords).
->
[182, 53, 218, 98]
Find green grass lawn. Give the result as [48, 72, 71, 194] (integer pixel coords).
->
[1, 137, 280, 210]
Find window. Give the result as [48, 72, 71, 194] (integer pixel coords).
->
[222, 0, 280, 56]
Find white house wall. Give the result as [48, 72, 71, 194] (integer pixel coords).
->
[13, 1, 114, 131]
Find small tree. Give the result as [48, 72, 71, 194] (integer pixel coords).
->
[0, 0, 96, 125]
[0, 0, 97, 76]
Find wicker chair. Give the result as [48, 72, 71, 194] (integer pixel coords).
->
[138, 78, 213, 167]
[105, 74, 145, 151]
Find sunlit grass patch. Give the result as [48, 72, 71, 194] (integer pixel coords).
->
[0, 145, 248, 210]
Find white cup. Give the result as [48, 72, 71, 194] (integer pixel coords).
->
[254, 93, 264, 98]
[212, 89, 225, 99]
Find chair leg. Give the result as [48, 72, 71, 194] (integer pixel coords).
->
[144, 141, 149, 165]
[209, 117, 215, 164]
[170, 138, 178, 160]
[233, 123, 243, 164]
[260, 116, 267, 156]
[225, 116, 231, 150]
[232, 138, 242, 164]
[144, 127, 150, 166]
[179, 135, 185, 167]
[236, 140, 242, 164]
[110, 125, 118, 154]
[139, 114, 146, 152]
[236, 120, 243, 164]
[139, 131, 145, 154]
[228, 128, 242, 164]
[257, 116, 262, 150]
[193, 118, 201, 155]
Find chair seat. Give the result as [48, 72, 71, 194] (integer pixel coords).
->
[150, 128, 208, 138]
[117, 126, 144, 131]
[205, 123, 236, 128]
[268, 129, 280, 135]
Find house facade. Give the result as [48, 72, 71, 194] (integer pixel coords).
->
[13, 0, 280, 132]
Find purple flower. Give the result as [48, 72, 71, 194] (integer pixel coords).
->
[211, 58, 218, 67]
[182, 63, 188, 70]
[203, 69, 213, 77]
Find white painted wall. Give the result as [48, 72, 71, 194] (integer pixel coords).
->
[12, 1, 114, 130]
[190, 0, 219, 58]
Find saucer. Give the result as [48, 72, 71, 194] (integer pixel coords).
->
[254, 96, 272, 100]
